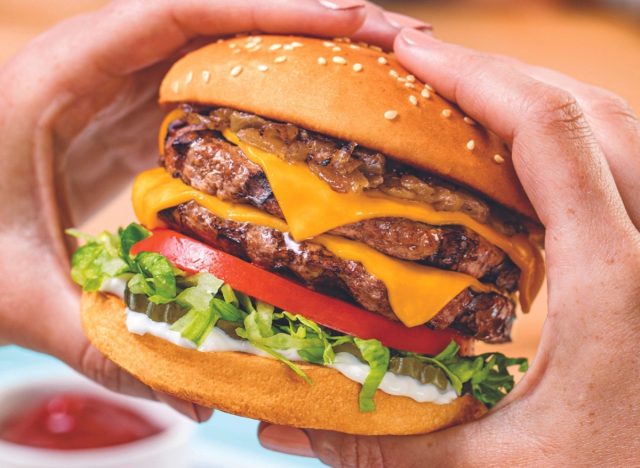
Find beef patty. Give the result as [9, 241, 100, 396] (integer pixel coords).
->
[161, 125, 521, 292]
[160, 201, 515, 343]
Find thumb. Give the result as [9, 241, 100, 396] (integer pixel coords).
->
[259, 405, 545, 467]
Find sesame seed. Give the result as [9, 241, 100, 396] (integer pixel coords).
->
[323, 41, 335, 48]
[494, 154, 505, 164]
[201, 70, 211, 83]
[284, 44, 294, 51]
[230, 65, 243, 77]
[317, 57, 327, 65]
[352, 63, 363, 72]
[185, 71, 193, 84]
[232, 49, 241, 55]
[291, 41, 304, 48]
[378, 57, 388, 65]
[370, 45, 383, 52]
[248, 45, 261, 52]
[406, 74, 416, 83]
[405, 82, 416, 89]
[409, 95, 418, 106]
[332, 46, 342, 52]
[424, 83, 434, 92]
[466, 139, 476, 151]
[332, 56, 347, 65]
[384, 110, 398, 120]
[421, 89, 431, 99]
[258, 65, 269, 72]
[274, 56, 287, 64]
[389, 70, 399, 78]
[398, 77, 407, 83]
[441, 109, 452, 118]
[171, 80, 179, 93]
[463, 116, 476, 125]
[269, 44, 282, 51]
[229, 43, 238, 49]
[349, 44, 360, 50]
[245, 41, 259, 49]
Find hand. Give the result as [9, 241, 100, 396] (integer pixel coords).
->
[0, 0, 430, 421]
[258, 29, 640, 464]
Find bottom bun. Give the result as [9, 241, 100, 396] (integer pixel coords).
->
[81, 292, 487, 435]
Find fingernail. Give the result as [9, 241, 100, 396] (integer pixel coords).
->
[317, 0, 365, 10]
[258, 424, 314, 458]
[383, 12, 433, 32]
[194, 405, 213, 423]
[399, 27, 440, 47]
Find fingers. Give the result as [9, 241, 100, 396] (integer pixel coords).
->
[78, 341, 212, 422]
[10, 0, 365, 92]
[350, 5, 431, 51]
[154, 391, 213, 423]
[489, 57, 640, 228]
[393, 29, 636, 249]
[259, 409, 544, 468]
[258, 422, 315, 458]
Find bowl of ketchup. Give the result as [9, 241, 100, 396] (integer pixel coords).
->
[0, 374, 194, 468]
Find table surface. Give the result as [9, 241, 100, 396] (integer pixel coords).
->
[1, 1, 638, 466]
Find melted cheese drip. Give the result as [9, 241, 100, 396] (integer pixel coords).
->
[315, 235, 490, 327]
[222, 130, 544, 312]
[133, 169, 487, 326]
[132, 168, 288, 232]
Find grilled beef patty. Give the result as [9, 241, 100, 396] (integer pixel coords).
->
[160, 201, 515, 343]
[162, 124, 521, 292]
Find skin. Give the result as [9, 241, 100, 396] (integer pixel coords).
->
[259, 28, 640, 466]
[0, 0, 415, 422]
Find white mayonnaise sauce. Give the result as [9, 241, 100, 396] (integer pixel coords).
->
[101, 278, 457, 404]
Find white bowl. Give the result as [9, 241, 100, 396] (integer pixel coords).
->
[0, 373, 195, 468]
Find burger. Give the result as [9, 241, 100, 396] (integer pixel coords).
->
[69, 35, 545, 435]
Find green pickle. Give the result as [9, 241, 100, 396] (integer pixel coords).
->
[215, 320, 243, 340]
[124, 288, 187, 324]
[388, 356, 449, 390]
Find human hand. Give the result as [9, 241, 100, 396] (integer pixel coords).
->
[0, 0, 431, 421]
[258, 28, 640, 464]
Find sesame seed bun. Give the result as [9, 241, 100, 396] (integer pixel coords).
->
[160, 35, 536, 222]
[81, 292, 487, 435]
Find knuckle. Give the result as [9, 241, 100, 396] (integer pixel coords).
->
[525, 83, 596, 143]
[336, 436, 387, 468]
[590, 88, 639, 126]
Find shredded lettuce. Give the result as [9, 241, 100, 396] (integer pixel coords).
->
[354, 338, 390, 412]
[69, 223, 528, 411]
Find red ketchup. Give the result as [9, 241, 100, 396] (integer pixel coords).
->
[0, 393, 163, 450]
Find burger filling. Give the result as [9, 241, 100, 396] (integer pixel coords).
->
[69, 224, 527, 412]
[67, 104, 544, 413]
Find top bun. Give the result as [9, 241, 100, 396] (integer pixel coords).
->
[160, 35, 536, 221]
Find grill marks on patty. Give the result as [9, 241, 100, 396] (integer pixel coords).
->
[161, 202, 515, 343]
[162, 125, 521, 292]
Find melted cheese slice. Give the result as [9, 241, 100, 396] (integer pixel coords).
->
[315, 235, 490, 327]
[133, 169, 490, 326]
[223, 131, 544, 312]
[132, 168, 288, 232]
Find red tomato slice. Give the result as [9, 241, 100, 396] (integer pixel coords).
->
[132, 229, 471, 355]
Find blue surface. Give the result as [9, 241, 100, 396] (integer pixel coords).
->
[0, 346, 323, 468]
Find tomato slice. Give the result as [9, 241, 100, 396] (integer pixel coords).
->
[132, 229, 470, 355]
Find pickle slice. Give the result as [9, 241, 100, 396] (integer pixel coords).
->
[216, 320, 243, 340]
[124, 288, 187, 324]
[388, 357, 449, 390]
